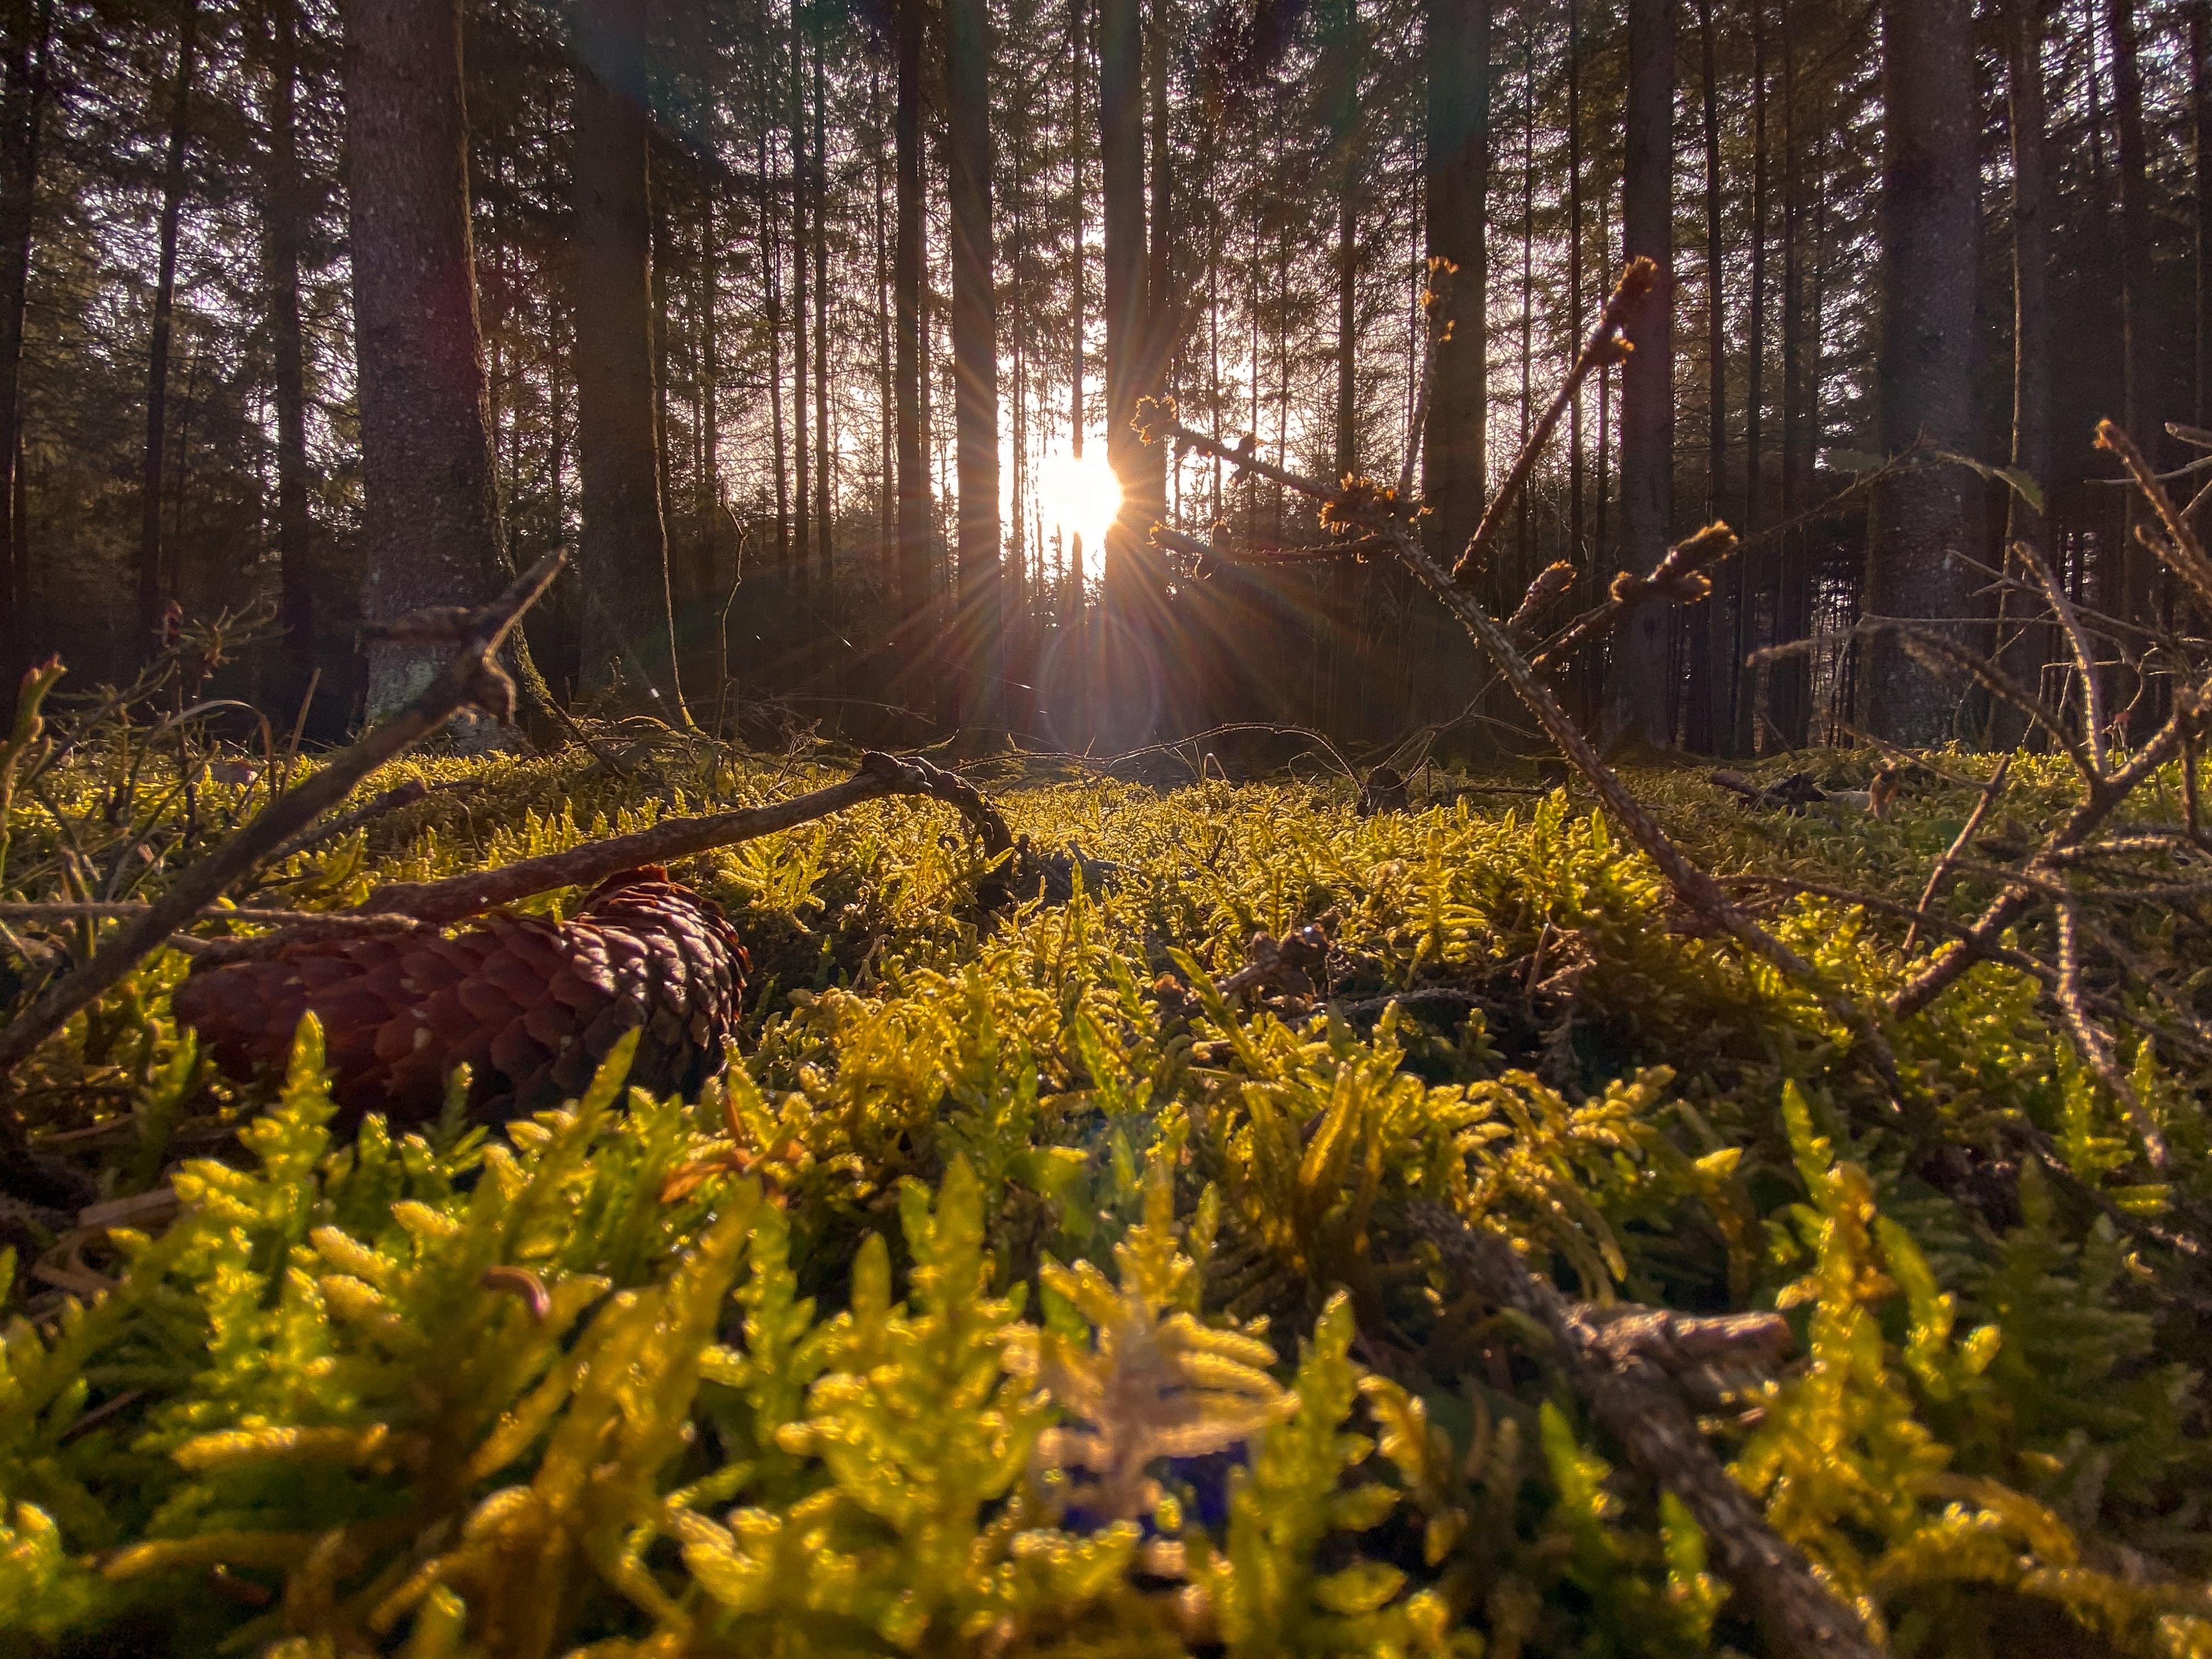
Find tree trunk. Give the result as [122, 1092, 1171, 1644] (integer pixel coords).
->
[1769, 0, 1810, 747]
[1694, 0, 1726, 754]
[573, 0, 686, 714]
[263, 0, 313, 713]
[344, 0, 521, 721]
[1100, 0, 1160, 742]
[1997, 0, 2050, 747]
[893, 0, 930, 653]
[1567, 0, 1583, 573]
[0, 0, 48, 686]
[947, 0, 1001, 733]
[1421, 0, 1490, 580]
[1860, 0, 1977, 746]
[812, 10, 830, 595]
[873, 63, 893, 562]
[2106, 0, 2155, 633]
[789, 1, 811, 593]
[1735, 0, 1769, 753]
[2194, 0, 2210, 426]
[138, 0, 200, 652]
[761, 114, 789, 566]
[1607, 0, 1674, 748]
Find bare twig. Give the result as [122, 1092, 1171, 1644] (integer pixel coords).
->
[1407, 1204, 1882, 1659]
[2012, 537, 2109, 775]
[264, 777, 432, 864]
[2055, 901, 2166, 1168]
[1530, 523, 1739, 669]
[351, 751, 1014, 926]
[1451, 260, 1651, 586]
[1905, 754, 2012, 956]
[0, 553, 568, 1089]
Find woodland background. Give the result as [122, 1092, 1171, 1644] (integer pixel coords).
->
[0, 0, 2187, 759]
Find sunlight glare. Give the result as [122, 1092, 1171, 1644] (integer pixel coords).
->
[1036, 447, 1122, 577]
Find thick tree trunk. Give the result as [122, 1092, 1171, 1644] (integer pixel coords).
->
[573, 0, 685, 714]
[873, 64, 893, 562]
[138, 0, 200, 653]
[2106, 0, 2155, 634]
[947, 0, 1002, 733]
[1860, 0, 1977, 746]
[1736, 0, 1769, 754]
[893, 0, 930, 654]
[1607, 0, 1674, 748]
[1769, 0, 1810, 748]
[789, 2, 811, 592]
[1100, 0, 1161, 742]
[264, 0, 313, 713]
[1691, 0, 1723, 753]
[761, 116, 789, 566]
[1567, 0, 1583, 572]
[812, 13, 830, 594]
[2194, 1, 2211, 425]
[1421, 0, 1490, 579]
[0, 0, 49, 684]
[1997, 0, 2051, 748]
[344, 0, 520, 721]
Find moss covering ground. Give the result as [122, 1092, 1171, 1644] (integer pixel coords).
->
[3, 740, 2210, 1657]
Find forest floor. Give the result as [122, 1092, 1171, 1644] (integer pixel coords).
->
[3, 732, 2210, 1658]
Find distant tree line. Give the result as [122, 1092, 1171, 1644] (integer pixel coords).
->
[0, 0, 2195, 758]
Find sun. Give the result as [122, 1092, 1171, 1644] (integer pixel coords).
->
[1036, 448, 1122, 577]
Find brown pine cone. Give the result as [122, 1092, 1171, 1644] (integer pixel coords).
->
[173, 867, 748, 1126]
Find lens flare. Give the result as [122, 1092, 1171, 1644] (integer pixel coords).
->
[1036, 448, 1122, 580]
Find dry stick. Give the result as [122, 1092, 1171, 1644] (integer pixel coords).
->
[353, 750, 1014, 926]
[0, 552, 567, 1088]
[1379, 518, 1910, 1101]
[1720, 874, 2055, 982]
[1892, 710, 2198, 1020]
[2102, 421, 2212, 616]
[2012, 535, 2110, 774]
[0, 902, 415, 930]
[1450, 259, 1652, 586]
[265, 777, 431, 864]
[1408, 1203, 1882, 1659]
[1903, 754, 2012, 956]
[1529, 523, 1739, 670]
[2055, 900, 2165, 1166]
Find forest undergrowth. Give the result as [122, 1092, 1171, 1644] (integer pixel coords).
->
[3, 713, 2211, 1659]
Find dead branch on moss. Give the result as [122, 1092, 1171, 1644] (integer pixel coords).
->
[1408, 1203, 1882, 1659]
[350, 749, 1013, 927]
[0, 552, 566, 1093]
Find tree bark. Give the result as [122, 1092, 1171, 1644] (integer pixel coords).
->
[343, 0, 517, 721]
[1100, 0, 1161, 742]
[2194, 0, 2211, 427]
[1607, 0, 1674, 748]
[1736, 0, 1769, 754]
[1996, 0, 2050, 748]
[789, 0, 811, 592]
[1694, 0, 1726, 755]
[263, 0, 314, 714]
[0, 0, 49, 686]
[138, 0, 200, 652]
[812, 10, 830, 597]
[1567, 0, 1584, 576]
[1421, 0, 1491, 582]
[1769, 0, 1810, 748]
[1860, 0, 1977, 746]
[573, 0, 686, 714]
[893, 0, 930, 657]
[761, 112, 789, 566]
[2106, 0, 2156, 634]
[947, 0, 1002, 732]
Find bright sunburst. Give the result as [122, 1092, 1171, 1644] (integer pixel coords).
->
[1035, 447, 1122, 580]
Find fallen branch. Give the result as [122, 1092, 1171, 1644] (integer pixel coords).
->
[0, 552, 566, 1091]
[1903, 754, 2012, 956]
[351, 750, 1014, 926]
[1407, 1203, 1882, 1659]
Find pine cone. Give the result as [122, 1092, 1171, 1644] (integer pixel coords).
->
[173, 867, 748, 1126]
